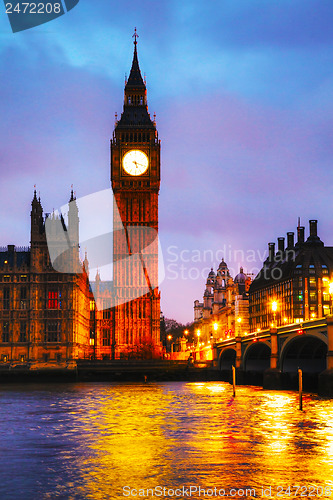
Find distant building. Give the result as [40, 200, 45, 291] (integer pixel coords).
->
[194, 260, 252, 345]
[249, 220, 333, 332]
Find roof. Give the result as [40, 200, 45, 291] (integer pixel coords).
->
[250, 239, 333, 292]
[125, 44, 145, 89]
[0, 248, 30, 268]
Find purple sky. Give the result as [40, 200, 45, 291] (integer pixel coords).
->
[1, 0, 333, 323]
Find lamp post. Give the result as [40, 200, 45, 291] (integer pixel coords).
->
[212, 322, 218, 343]
[236, 317, 242, 336]
[196, 329, 201, 347]
[270, 301, 279, 371]
[329, 282, 333, 315]
[167, 334, 173, 354]
[271, 301, 278, 327]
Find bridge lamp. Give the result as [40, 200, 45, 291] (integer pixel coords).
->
[271, 301, 278, 326]
[329, 282, 333, 314]
[236, 317, 242, 336]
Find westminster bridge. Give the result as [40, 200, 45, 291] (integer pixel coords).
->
[213, 316, 333, 395]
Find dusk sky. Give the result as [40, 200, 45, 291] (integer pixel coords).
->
[1, 0, 333, 323]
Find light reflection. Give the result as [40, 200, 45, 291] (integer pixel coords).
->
[1, 382, 333, 498]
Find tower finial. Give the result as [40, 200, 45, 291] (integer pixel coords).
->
[133, 27, 139, 47]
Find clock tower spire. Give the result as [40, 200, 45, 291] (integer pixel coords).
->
[110, 32, 161, 358]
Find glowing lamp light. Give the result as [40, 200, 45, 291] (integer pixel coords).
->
[4, 260, 8, 264]
[297, 328, 305, 335]
[284, 317, 288, 323]
[213, 323, 218, 331]
[271, 301, 278, 312]
[237, 317, 242, 324]
[329, 282, 333, 295]
[196, 330, 201, 338]
[167, 335, 172, 341]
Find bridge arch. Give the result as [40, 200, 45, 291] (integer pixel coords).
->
[243, 341, 271, 372]
[219, 348, 236, 370]
[280, 334, 328, 373]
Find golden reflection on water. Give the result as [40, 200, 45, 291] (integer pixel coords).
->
[2, 382, 332, 499]
[67, 382, 333, 499]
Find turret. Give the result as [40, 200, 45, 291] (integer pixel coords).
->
[30, 189, 45, 245]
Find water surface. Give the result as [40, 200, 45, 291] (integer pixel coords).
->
[0, 382, 333, 499]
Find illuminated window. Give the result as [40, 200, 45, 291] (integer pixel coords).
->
[2, 322, 9, 342]
[322, 265, 329, 275]
[48, 290, 61, 309]
[323, 292, 330, 302]
[309, 277, 316, 288]
[90, 300, 95, 320]
[4, 275, 10, 283]
[323, 305, 330, 316]
[20, 275, 27, 282]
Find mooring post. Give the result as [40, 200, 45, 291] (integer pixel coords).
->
[232, 365, 236, 397]
[298, 368, 303, 411]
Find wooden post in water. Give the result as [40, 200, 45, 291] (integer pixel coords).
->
[298, 368, 303, 411]
[232, 365, 236, 397]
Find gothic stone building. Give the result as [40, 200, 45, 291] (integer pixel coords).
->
[0, 191, 91, 366]
[0, 36, 161, 366]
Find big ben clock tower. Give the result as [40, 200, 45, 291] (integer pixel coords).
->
[110, 31, 161, 356]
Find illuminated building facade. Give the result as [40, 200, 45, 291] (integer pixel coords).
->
[249, 220, 333, 332]
[110, 33, 161, 356]
[0, 35, 161, 366]
[0, 191, 91, 366]
[194, 260, 252, 344]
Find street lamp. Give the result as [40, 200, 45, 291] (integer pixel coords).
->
[196, 329, 201, 346]
[237, 317, 242, 336]
[271, 301, 278, 327]
[329, 282, 333, 315]
[211, 322, 218, 344]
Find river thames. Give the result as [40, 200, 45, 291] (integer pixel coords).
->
[0, 382, 333, 499]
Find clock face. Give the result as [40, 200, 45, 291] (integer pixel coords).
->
[122, 150, 149, 176]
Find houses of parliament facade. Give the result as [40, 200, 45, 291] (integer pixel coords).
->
[0, 36, 162, 367]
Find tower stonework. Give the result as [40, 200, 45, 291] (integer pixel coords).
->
[110, 35, 161, 357]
